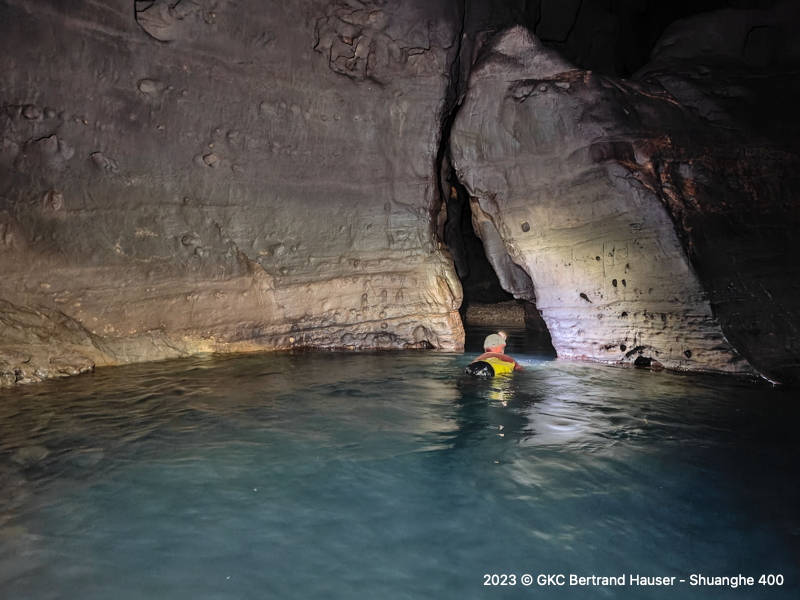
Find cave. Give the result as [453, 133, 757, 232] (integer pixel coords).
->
[438, 106, 555, 349]
[2, 0, 797, 383]
[1, 0, 800, 595]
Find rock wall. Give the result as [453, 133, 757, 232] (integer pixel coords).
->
[2, 0, 798, 386]
[636, 2, 800, 384]
[0, 0, 465, 385]
[450, 5, 800, 383]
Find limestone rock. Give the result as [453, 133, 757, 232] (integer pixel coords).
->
[11, 446, 50, 467]
[90, 152, 119, 173]
[2, 0, 798, 386]
[450, 10, 800, 382]
[313, 0, 451, 83]
[0, 300, 111, 387]
[133, 0, 213, 43]
[0, 0, 465, 386]
[28, 135, 74, 166]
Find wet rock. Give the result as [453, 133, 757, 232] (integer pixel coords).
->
[633, 355, 663, 370]
[137, 79, 165, 95]
[11, 446, 50, 467]
[181, 233, 201, 247]
[67, 448, 105, 468]
[5, 0, 793, 387]
[469, 199, 536, 302]
[0, 212, 25, 252]
[135, 0, 226, 43]
[0, 301, 109, 388]
[21, 105, 41, 120]
[404, 339, 434, 350]
[41, 190, 64, 211]
[0, 0, 465, 387]
[90, 152, 119, 173]
[0, 137, 19, 166]
[134, 0, 182, 42]
[49, 355, 95, 376]
[450, 13, 800, 381]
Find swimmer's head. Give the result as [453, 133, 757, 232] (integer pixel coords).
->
[483, 332, 507, 351]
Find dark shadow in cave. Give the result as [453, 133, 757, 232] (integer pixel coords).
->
[432, 10, 553, 353]
[440, 158, 512, 307]
[438, 148, 554, 353]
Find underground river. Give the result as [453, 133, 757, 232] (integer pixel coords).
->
[1, 327, 798, 599]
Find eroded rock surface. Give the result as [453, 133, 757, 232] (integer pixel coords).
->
[1, 300, 109, 388]
[0, 0, 465, 384]
[2, 0, 798, 386]
[450, 8, 800, 382]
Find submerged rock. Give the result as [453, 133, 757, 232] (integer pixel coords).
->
[11, 446, 50, 467]
[0, 300, 109, 387]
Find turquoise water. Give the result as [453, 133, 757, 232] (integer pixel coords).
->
[0, 328, 798, 599]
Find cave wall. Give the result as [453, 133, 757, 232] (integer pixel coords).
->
[0, 0, 467, 385]
[2, 0, 797, 386]
[450, 4, 800, 382]
[438, 0, 780, 313]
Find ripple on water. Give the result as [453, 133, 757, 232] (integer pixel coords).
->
[0, 344, 798, 600]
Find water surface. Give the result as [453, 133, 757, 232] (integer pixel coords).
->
[1, 330, 798, 599]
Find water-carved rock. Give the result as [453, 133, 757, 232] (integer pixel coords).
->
[29, 135, 74, 166]
[450, 11, 800, 382]
[0, 0, 465, 386]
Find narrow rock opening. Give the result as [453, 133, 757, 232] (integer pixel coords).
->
[440, 157, 512, 307]
[436, 101, 553, 348]
[433, 2, 554, 350]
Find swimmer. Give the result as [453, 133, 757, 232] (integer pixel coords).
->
[465, 332, 524, 377]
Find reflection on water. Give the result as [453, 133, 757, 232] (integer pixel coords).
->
[0, 330, 798, 599]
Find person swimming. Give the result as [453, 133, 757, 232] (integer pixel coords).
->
[464, 332, 524, 377]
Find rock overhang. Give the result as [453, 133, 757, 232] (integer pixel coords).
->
[450, 17, 800, 383]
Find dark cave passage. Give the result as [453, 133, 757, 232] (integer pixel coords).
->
[440, 159, 511, 307]
[434, 0, 786, 359]
[439, 161, 553, 349]
[436, 102, 553, 349]
[433, 3, 554, 350]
